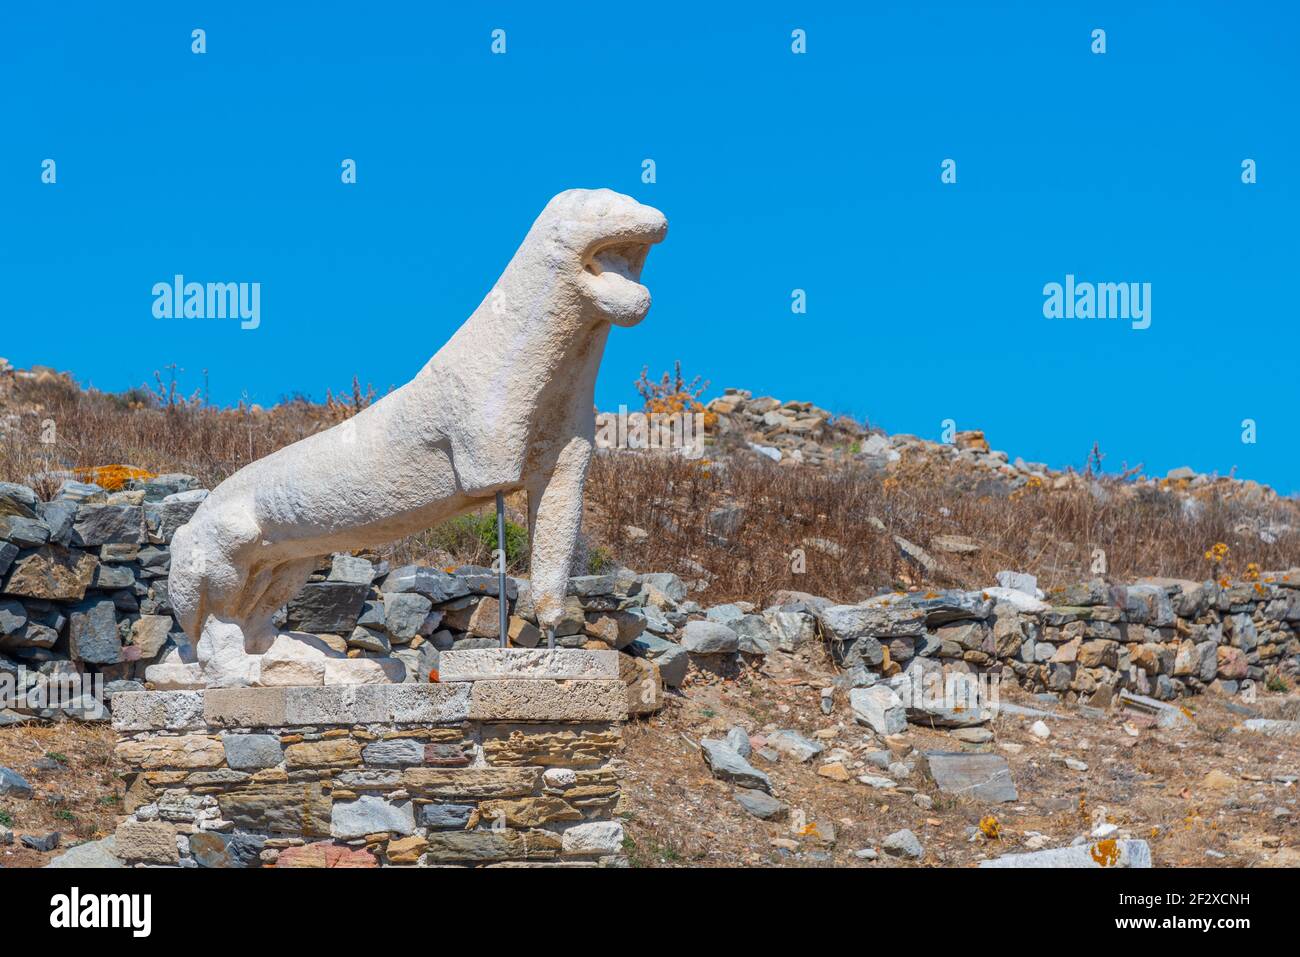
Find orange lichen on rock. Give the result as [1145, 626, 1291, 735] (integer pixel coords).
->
[1089, 838, 1121, 867]
[74, 464, 155, 491]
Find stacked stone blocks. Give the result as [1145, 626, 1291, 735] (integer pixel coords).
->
[111, 650, 628, 867]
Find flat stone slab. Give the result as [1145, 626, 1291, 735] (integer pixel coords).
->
[850, 685, 907, 735]
[110, 690, 206, 732]
[437, 648, 619, 682]
[923, 751, 1018, 803]
[468, 679, 626, 722]
[1119, 691, 1194, 730]
[995, 702, 1064, 719]
[113, 684, 473, 730]
[1236, 718, 1300, 737]
[45, 836, 124, 869]
[114, 679, 628, 729]
[978, 839, 1152, 869]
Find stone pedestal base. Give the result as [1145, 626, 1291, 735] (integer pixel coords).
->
[111, 650, 628, 867]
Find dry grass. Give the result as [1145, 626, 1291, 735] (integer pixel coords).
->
[0, 720, 122, 867]
[1, 372, 340, 496]
[3, 369, 1296, 605]
[587, 450, 1300, 607]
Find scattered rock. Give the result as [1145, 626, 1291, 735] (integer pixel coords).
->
[21, 832, 62, 853]
[46, 836, 124, 868]
[933, 535, 981, 555]
[979, 839, 1152, 869]
[734, 788, 787, 820]
[1237, 719, 1300, 737]
[1201, 769, 1236, 790]
[817, 762, 851, 782]
[681, 620, 739, 654]
[850, 685, 907, 735]
[882, 828, 923, 859]
[725, 726, 752, 758]
[856, 774, 897, 789]
[0, 766, 33, 798]
[766, 729, 824, 763]
[924, 751, 1018, 803]
[700, 738, 772, 793]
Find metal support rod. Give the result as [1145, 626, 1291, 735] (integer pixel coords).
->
[496, 492, 508, 648]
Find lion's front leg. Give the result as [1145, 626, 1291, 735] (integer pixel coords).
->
[527, 436, 592, 642]
[196, 615, 262, 688]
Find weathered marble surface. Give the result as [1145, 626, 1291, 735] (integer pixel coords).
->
[165, 189, 667, 687]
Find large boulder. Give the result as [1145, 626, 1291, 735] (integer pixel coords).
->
[818, 603, 926, 642]
[850, 685, 907, 735]
[285, 581, 371, 634]
[682, 620, 739, 655]
[68, 597, 122, 665]
[71, 504, 146, 546]
[628, 633, 689, 686]
[382, 565, 471, 603]
[2, 546, 98, 601]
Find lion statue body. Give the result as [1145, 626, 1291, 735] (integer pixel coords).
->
[165, 189, 667, 686]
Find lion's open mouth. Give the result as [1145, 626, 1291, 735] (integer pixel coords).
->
[578, 212, 666, 324]
[584, 241, 652, 288]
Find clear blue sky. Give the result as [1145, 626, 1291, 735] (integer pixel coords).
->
[2, 2, 1296, 493]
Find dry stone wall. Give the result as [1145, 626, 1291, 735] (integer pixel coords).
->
[110, 653, 628, 867]
[809, 574, 1300, 702]
[2, 475, 1298, 730]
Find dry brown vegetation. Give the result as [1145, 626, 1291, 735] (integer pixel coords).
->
[587, 450, 1300, 607]
[0, 720, 121, 867]
[2, 367, 1297, 609]
[0, 371, 339, 497]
